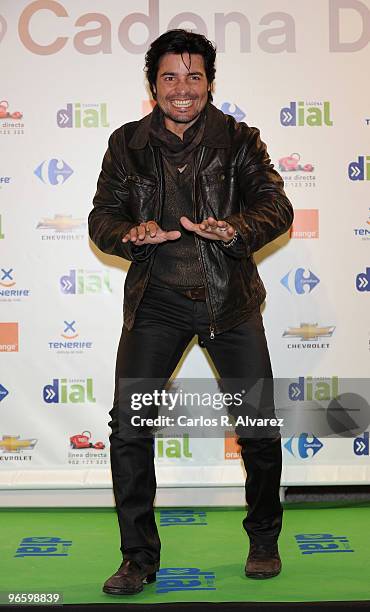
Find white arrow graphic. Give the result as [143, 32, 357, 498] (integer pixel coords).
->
[61, 278, 73, 292]
[282, 111, 292, 124]
[58, 113, 69, 125]
[45, 388, 56, 401]
[350, 166, 361, 178]
[355, 440, 366, 453]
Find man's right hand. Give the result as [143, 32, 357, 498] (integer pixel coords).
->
[122, 221, 181, 245]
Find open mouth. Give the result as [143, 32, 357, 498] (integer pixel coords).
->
[170, 99, 194, 109]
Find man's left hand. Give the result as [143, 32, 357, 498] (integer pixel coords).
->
[180, 216, 235, 242]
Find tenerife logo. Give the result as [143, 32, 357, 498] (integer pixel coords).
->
[34, 159, 73, 185]
[0, 99, 24, 135]
[353, 431, 369, 456]
[160, 509, 207, 527]
[0, 176, 11, 188]
[348, 155, 370, 181]
[290, 209, 319, 239]
[289, 377, 338, 401]
[0, 268, 30, 301]
[280, 101, 333, 127]
[281, 268, 320, 294]
[354, 209, 370, 239]
[219, 102, 246, 122]
[0, 384, 9, 402]
[156, 568, 216, 593]
[284, 433, 323, 458]
[0, 214, 4, 239]
[60, 269, 111, 294]
[155, 434, 192, 459]
[0, 435, 37, 454]
[356, 267, 370, 292]
[48, 320, 93, 353]
[57, 102, 109, 128]
[295, 534, 353, 555]
[43, 378, 96, 404]
[0, 322, 18, 352]
[283, 323, 335, 348]
[15, 537, 72, 558]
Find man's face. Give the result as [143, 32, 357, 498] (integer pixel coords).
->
[153, 52, 210, 127]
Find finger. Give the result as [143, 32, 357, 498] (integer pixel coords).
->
[199, 219, 210, 231]
[129, 226, 139, 242]
[164, 230, 181, 241]
[137, 223, 147, 241]
[179, 216, 196, 231]
[146, 220, 158, 238]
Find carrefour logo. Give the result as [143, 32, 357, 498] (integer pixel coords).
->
[219, 102, 246, 122]
[34, 159, 73, 185]
[280, 101, 333, 127]
[348, 155, 370, 181]
[284, 433, 323, 458]
[281, 268, 320, 294]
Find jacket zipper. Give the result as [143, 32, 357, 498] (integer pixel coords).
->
[192, 146, 216, 340]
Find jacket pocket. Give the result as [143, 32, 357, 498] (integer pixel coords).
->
[199, 167, 239, 218]
[126, 173, 157, 222]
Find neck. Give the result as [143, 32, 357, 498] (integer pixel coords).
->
[164, 114, 201, 140]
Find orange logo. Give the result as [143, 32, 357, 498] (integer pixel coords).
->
[224, 431, 241, 460]
[290, 209, 319, 239]
[0, 322, 18, 352]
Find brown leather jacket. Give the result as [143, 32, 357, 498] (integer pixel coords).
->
[88, 103, 294, 338]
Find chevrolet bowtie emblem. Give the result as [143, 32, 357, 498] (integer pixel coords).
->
[0, 435, 38, 453]
[36, 214, 86, 232]
[282, 323, 336, 341]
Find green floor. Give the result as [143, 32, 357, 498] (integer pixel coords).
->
[1, 504, 370, 604]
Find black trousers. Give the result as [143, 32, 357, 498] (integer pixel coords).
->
[108, 283, 283, 568]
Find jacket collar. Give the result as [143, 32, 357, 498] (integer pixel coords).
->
[128, 102, 231, 150]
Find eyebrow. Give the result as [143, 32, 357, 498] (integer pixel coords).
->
[159, 71, 204, 77]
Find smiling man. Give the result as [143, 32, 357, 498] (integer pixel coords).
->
[89, 29, 294, 596]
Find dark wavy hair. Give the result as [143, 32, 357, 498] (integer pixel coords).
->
[145, 29, 217, 101]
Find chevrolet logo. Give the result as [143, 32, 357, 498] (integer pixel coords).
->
[36, 214, 86, 232]
[0, 435, 37, 453]
[282, 323, 336, 341]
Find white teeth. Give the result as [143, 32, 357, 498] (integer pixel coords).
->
[172, 100, 192, 108]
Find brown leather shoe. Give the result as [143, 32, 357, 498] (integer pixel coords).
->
[103, 559, 158, 595]
[245, 542, 282, 579]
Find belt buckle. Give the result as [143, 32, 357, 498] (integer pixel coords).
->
[188, 287, 205, 300]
